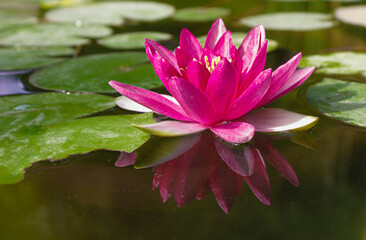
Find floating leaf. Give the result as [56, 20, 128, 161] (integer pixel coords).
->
[335, 5, 366, 27]
[0, 92, 118, 183]
[0, 23, 112, 47]
[172, 7, 230, 22]
[306, 78, 366, 127]
[197, 32, 279, 52]
[299, 52, 366, 76]
[98, 31, 173, 50]
[239, 12, 335, 31]
[0, 47, 74, 71]
[30, 52, 162, 93]
[45, 1, 175, 25]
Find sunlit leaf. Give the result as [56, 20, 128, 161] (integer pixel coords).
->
[197, 32, 279, 52]
[0, 48, 74, 71]
[30, 52, 162, 93]
[299, 52, 366, 76]
[98, 31, 172, 50]
[172, 7, 230, 22]
[306, 78, 366, 128]
[45, 1, 175, 25]
[239, 12, 335, 31]
[0, 23, 112, 47]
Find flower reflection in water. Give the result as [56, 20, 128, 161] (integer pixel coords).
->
[115, 132, 301, 214]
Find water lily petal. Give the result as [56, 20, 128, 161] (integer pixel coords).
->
[180, 28, 204, 60]
[114, 151, 136, 167]
[256, 52, 302, 108]
[109, 81, 191, 121]
[264, 67, 315, 105]
[241, 108, 319, 132]
[205, 18, 227, 50]
[243, 148, 271, 205]
[152, 164, 166, 190]
[238, 24, 265, 65]
[210, 121, 255, 144]
[224, 68, 272, 120]
[145, 39, 180, 73]
[169, 77, 217, 125]
[174, 47, 191, 70]
[159, 160, 179, 202]
[132, 121, 208, 137]
[206, 58, 237, 118]
[239, 41, 268, 92]
[210, 156, 242, 214]
[115, 94, 179, 113]
[213, 31, 237, 60]
[196, 180, 211, 200]
[186, 60, 211, 91]
[255, 138, 299, 186]
[215, 139, 255, 176]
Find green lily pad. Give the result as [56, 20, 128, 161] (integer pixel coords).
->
[98, 31, 173, 50]
[0, 48, 74, 71]
[335, 5, 366, 27]
[30, 52, 162, 93]
[197, 32, 279, 52]
[0, 23, 112, 47]
[0, 92, 118, 183]
[45, 1, 175, 25]
[306, 78, 366, 127]
[299, 52, 366, 76]
[239, 12, 335, 31]
[172, 7, 230, 22]
[0, 2, 38, 31]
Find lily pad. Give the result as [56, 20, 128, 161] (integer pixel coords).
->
[0, 23, 112, 47]
[239, 12, 335, 31]
[335, 5, 366, 27]
[30, 52, 162, 93]
[0, 2, 38, 31]
[45, 1, 175, 25]
[0, 48, 74, 71]
[172, 7, 230, 22]
[197, 32, 279, 52]
[299, 52, 366, 76]
[98, 31, 173, 50]
[306, 78, 366, 127]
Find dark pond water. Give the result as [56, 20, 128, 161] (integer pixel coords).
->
[0, 0, 366, 239]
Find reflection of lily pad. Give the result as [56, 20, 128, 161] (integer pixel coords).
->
[197, 32, 279, 52]
[30, 52, 162, 93]
[335, 5, 366, 27]
[239, 12, 335, 31]
[0, 23, 112, 47]
[98, 31, 172, 50]
[172, 7, 230, 22]
[0, 48, 74, 71]
[45, 1, 175, 25]
[306, 78, 366, 127]
[299, 52, 366, 76]
[0, 92, 117, 183]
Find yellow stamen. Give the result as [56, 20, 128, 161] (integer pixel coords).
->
[204, 55, 221, 73]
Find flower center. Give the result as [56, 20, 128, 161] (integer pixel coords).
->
[204, 55, 221, 73]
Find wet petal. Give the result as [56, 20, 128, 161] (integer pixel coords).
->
[243, 148, 271, 205]
[132, 121, 208, 137]
[264, 67, 315, 105]
[256, 53, 302, 108]
[109, 81, 191, 121]
[215, 139, 255, 176]
[180, 28, 203, 60]
[224, 68, 272, 120]
[241, 108, 319, 132]
[238, 25, 265, 64]
[205, 18, 227, 50]
[213, 31, 237, 60]
[114, 151, 136, 167]
[210, 121, 255, 144]
[186, 60, 211, 91]
[169, 77, 217, 125]
[145, 39, 180, 73]
[206, 58, 237, 118]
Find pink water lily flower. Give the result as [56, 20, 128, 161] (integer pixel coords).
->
[109, 18, 318, 144]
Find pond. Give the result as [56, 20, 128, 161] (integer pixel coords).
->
[0, 0, 366, 239]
